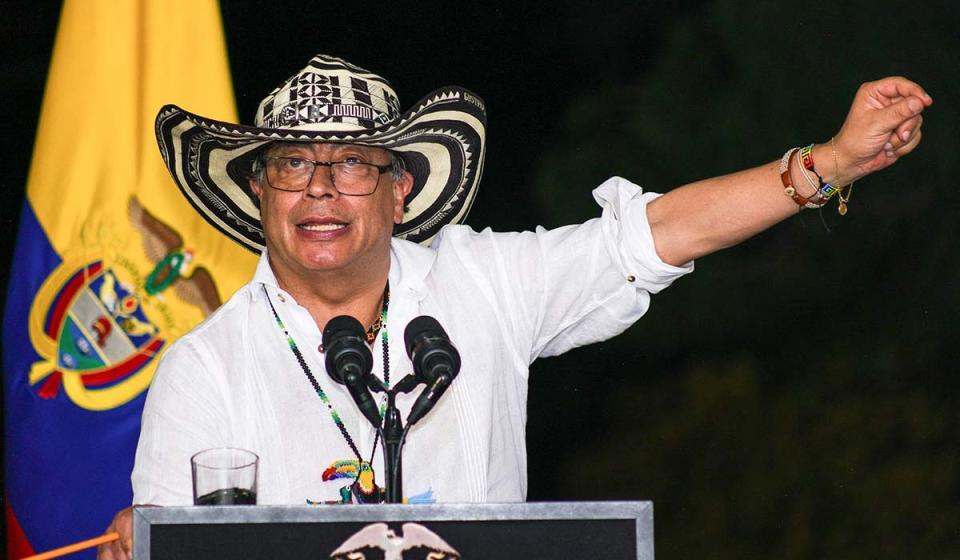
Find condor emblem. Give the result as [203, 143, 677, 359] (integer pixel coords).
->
[27, 197, 221, 411]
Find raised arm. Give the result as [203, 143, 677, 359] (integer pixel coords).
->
[646, 77, 933, 266]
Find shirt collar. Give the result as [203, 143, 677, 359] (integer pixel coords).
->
[249, 248, 280, 301]
[388, 237, 437, 301]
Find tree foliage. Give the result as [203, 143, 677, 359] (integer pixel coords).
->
[526, 1, 960, 557]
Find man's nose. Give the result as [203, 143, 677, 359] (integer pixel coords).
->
[304, 164, 339, 198]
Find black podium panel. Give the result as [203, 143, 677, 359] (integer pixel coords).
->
[134, 502, 653, 559]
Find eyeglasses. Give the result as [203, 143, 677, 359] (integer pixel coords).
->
[262, 156, 394, 196]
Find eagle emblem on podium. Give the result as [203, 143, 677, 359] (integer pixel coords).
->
[330, 523, 461, 560]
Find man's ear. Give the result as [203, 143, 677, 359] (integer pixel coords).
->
[248, 179, 263, 210]
[393, 171, 414, 224]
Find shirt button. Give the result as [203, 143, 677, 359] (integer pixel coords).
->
[626, 275, 636, 282]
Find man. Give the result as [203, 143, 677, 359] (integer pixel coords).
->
[98, 54, 930, 558]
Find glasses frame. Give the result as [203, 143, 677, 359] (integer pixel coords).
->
[262, 156, 395, 196]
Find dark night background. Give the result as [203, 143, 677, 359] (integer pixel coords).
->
[3, 1, 959, 558]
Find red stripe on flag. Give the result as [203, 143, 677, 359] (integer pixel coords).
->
[5, 500, 37, 559]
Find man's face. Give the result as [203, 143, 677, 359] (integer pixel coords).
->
[250, 142, 412, 282]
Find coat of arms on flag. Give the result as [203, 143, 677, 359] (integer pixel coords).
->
[27, 197, 222, 411]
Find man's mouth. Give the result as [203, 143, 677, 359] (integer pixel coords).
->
[299, 222, 347, 232]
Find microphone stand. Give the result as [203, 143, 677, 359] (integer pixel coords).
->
[367, 374, 420, 504]
[382, 391, 404, 503]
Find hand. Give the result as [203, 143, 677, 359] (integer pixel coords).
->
[830, 77, 932, 184]
[97, 506, 154, 560]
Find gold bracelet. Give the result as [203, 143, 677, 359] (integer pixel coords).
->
[830, 137, 853, 216]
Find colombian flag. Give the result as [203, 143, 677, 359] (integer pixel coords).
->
[3, 1, 255, 557]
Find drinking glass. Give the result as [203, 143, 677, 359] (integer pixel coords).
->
[191, 447, 259, 505]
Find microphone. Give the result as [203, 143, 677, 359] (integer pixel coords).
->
[322, 315, 381, 429]
[404, 316, 461, 426]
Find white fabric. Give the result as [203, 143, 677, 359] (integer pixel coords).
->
[131, 177, 694, 505]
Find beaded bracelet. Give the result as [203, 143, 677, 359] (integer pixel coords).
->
[798, 144, 842, 200]
[797, 151, 822, 193]
[779, 147, 829, 209]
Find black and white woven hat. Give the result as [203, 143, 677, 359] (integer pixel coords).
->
[155, 54, 487, 251]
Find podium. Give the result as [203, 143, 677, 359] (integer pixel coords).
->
[133, 501, 653, 559]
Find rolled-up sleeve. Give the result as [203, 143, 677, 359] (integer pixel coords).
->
[593, 176, 694, 292]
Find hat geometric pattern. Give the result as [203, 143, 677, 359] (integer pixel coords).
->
[155, 54, 487, 252]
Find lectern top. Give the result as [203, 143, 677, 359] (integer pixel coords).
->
[134, 501, 654, 559]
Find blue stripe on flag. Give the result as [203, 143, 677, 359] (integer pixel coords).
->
[4, 200, 145, 558]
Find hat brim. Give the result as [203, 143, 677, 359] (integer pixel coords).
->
[155, 86, 487, 252]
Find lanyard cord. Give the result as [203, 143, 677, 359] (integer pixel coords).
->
[261, 283, 390, 465]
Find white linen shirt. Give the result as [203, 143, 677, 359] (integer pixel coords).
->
[131, 177, 693, 505]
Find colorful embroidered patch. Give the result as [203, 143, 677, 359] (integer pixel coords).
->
[308, 458, 436, 505]
[317, 459, 384, 504]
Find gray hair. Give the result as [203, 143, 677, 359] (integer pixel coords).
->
[388, 151, 406, 182]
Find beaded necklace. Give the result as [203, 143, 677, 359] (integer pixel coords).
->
[261, 283, 390, 499]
